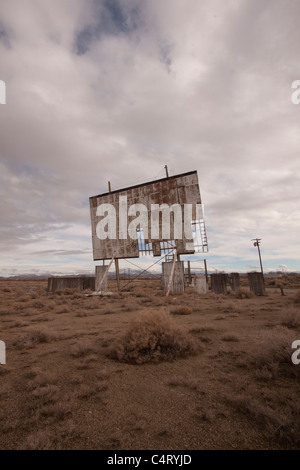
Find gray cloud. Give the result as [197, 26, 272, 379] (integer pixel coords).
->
[75, 0, 142, 55]
[0, 0, 299, 275]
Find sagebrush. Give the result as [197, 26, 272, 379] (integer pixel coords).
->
[109, 311, 199, 364]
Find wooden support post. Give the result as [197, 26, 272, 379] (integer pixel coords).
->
[166, 250, 177, 297]
[95, 257, 114, 293]
[115, 258, 120, 291]
[187, 261, 192, 284]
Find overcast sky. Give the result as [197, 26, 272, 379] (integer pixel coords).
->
[0, 0, 299, 276]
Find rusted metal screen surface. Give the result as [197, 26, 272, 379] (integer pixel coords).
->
[90, 171, 204, 260]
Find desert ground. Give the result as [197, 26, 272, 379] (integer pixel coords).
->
[0, 275, 300, 450]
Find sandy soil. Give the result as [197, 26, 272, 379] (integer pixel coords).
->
[0, 277, 300, 450]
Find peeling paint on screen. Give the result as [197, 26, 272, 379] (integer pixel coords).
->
[89, 170, 208, 260]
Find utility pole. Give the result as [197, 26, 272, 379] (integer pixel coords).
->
[164, 165, 169, 178]
[251, 238, 264, 277]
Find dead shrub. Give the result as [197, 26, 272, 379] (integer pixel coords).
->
[30, 300, 45, 309]
[121, 303, 138, 312]
[31, 385, 59, 404]
[85, 300, 100, 310]
[0, 309, 10, 316]
[7, 320, 30, 328]
[70, 340, 96, 358]
[47, 302, 56, 311]
[280, 307, 300, 329]
[294, 291, 300, 304]
[102, 308, 114, 315]
[76, 384, 105, 399]
[77, 354, 98, 369]
[233, 288, 254, 299]
[17, 296, 29, 303]
[20, 308, 38, 317]
[2, 287, 11, 293]
[189, 324, 216, 333]
[61, 288, 77, 296]
[170, 306, 192, 315]
[221, 334, 240, 342]
[250, 327, 298, 378]
[109, 311, 199, 364]
[70, 291, 82, 299]
[13, 329, 53, 349]
[229, 397, 300, 446]
[25, 369, 58, 390]
[40, 403, 71, 420]
[140, 297, 152, 304]
[54, 305, 70, 314]
[133, 287, 147, 298]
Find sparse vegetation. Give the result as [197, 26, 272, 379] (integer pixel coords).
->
[294, 290, 300, 304]
[70, 340, 96, 358]
[221, 334, 240, 342]
[280, 307, 300, 328]
[13, 329, 53, 349]
[109, 311, 199, 364]
[249, 327, 298, 378]
[1, 277, 300, 450]
[232, 287, 254, 299]
[228, 396, 300, 446]
[170, 306, 192, 315]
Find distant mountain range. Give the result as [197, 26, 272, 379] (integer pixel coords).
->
[0, 271, 298, 281]
[0, 271, 161, 281]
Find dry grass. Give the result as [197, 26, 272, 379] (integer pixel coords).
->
[1, 277, 300, 450]
[294, 291, 300, 304]
[232, 287, 255, 299]
[70, 340, 96, 358]
[167, 376, 200, 391]
[189, 323, 216, 333]
[248, 327, 298, 379]
[13, 329, 54, 349]
[221, 334, 240, 342]
[214, 314, 226, 320]
[228, 396, 300, 446]
[109, 311, 199, 364]
[279, 307, 300, 328]
[170, 306, 192, 315]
